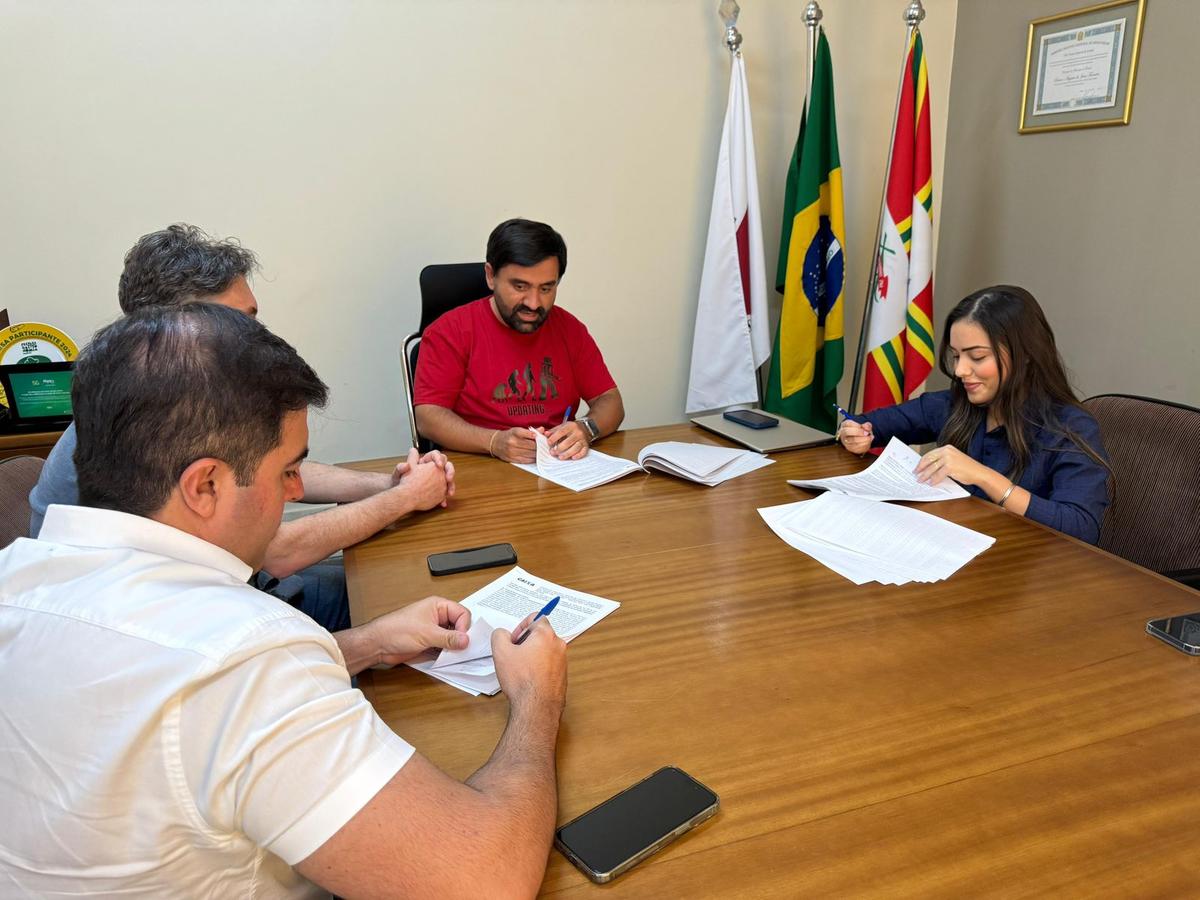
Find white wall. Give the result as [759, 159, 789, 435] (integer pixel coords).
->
[0, 0, 956, 463]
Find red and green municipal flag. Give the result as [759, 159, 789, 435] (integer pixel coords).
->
[863, 29, 935, 412]
[764, 28, 845, 434]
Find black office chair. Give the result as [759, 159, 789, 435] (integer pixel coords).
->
[401, 262, 490, 452]
[1082, 394, 1200, 590]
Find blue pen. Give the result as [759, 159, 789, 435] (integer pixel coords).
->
[562, 405, 573, 424]
[514, 596, 560, 645]
[831, 402, 859, 422]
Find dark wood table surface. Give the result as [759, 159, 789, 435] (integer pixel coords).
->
[343, 423, 1200, 897]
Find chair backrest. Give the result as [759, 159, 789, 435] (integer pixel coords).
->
[1083, 394, 1200, 578]
[401, 263, 490, 452]
[418, 263, 490, 333]
[0, 455, 45, 548]
[400, 332, 427, 451]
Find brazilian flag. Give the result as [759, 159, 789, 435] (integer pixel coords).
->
[764, 27, 845, 433]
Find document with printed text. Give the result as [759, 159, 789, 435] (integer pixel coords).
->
[407, 566, 620, 695]
[637, 441, 773, 486]
[513, 431, 773, 490]
[788, 436, 969, 502]
[759, 492, 994, 586]
[512, 430, 641, 491]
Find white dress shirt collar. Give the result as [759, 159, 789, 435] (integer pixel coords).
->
[39, 504, 255, 583]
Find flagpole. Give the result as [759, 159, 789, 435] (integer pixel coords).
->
[847, 0, 926, 414]
[719, 1, 758, 402]
[804, 1, 823, 106]
[721, 2, 742, 53]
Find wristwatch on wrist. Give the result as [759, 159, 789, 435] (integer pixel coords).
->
[580, 416, 600, 442]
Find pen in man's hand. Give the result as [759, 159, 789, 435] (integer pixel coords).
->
[514, 596, 560, 645]
[550, 406, 574, 451]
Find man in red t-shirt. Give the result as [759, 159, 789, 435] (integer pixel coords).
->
[413, 219, 625, 463]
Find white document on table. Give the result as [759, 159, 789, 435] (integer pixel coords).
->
[788, 436, 969, 502]
[637, 441, 774, 486]
[512, 429, 642, 491]
[431, 616, 496, 669]
[513, 432, 772, 491]
[407, 566, 620, 695]
[759, 492, 994, 586]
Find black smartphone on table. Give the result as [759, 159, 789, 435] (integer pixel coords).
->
[1146, 612, 1200, 655]
[555, 766, 719, 884]
[722, 408, 779, 429]
[426, 542, 517, 576]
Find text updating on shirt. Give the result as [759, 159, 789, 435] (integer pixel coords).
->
[492, 355, 561, 418]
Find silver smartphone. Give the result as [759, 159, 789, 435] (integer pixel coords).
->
[1146, 612, 1200, 655]
[554, 766, 719, 884]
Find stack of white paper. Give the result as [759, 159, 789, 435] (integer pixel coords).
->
[637, 441, 773, 486]
[406, 566, 620, 695]
[788, 436, 970, 502]
[758, 492, 995, 585]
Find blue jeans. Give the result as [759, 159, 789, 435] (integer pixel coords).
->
[254, 560, 351, 633]
[296, 560, 352, 632]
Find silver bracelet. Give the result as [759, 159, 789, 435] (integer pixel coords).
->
[997, 482, 1016, 508]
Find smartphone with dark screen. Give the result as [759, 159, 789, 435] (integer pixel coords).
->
[426, 543, 517, 576]
[722, 408, 779, 429]
[555, 767, 719, 883]
[1146, 612, 1200, 655]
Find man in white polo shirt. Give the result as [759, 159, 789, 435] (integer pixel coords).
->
[0, 303, 567, 897]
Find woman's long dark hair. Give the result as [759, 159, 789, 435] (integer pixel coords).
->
[936, 285, 1109, 483]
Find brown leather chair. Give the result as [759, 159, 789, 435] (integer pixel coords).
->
[1083, 394, 1200, 590]
[0, 455, 45, 549]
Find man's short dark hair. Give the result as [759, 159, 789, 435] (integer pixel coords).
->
[485, 219, 568, 280]
[118, 224, 259, 314]
[73, 303, 328, 518]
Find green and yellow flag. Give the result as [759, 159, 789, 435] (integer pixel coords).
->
[764, 27, 845, 433]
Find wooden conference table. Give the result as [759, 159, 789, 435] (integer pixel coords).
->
[344, 424, 1200, 897]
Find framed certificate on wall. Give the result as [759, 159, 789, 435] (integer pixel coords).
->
[1019, 0, 1147, 134]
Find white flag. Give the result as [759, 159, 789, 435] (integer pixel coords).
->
[686, 53, 769, 415]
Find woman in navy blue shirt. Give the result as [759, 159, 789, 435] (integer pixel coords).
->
[838, 285, 1111, 544]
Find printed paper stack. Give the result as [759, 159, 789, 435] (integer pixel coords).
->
[758, 492, 994, 585]
[637, 441, 773, 486]
[513, 430, 774, 491]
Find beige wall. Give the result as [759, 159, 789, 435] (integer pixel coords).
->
[0, 1, 956, 463]
[938, 0, 1198, 404]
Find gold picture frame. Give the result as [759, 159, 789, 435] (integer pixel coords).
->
[1019, 0, 1147, 134]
